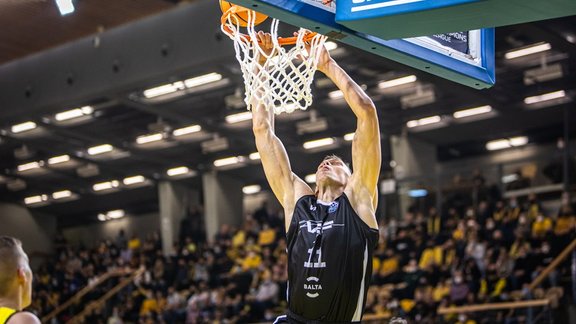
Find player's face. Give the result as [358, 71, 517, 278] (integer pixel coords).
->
[315, 157, 350, 186]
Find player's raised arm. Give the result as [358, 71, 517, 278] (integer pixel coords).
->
[251, 32, 313, 229]
[316, 45, 381, 215]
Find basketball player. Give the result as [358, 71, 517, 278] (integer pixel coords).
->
[251, 31, 381, 322]
[0, 236, 41, 324]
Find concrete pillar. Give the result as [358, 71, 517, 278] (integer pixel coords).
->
[158, 181, 189, 256]
[202, 171, 244, 242]
[391, 134, 438, 215]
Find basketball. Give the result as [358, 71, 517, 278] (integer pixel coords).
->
[219, 0, 268, 27]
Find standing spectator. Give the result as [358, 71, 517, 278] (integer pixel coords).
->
[116, 230, 128, 250]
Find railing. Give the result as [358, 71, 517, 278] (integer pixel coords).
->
[438, 299, 553, 324]
[529, 238, 576, 292]
[66, 267, 144, 324]
[438, 299, 550, 314]
[41, 268, 138, 323]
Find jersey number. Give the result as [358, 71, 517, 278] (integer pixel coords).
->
[304, 248, 326, 268]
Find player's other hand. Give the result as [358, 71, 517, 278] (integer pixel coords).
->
[293, 32, 333, 73]
[256, 31, 276, 65]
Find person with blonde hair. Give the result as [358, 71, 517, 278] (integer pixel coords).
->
[0, 236, 40, 324]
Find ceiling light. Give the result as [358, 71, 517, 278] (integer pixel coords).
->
[378, 75, 417, 89]
[303, 137, 335, 150]
[509, 136, 528, 146]
[486, 139, 511, 151]
[453, 105, 493, 119]
[93, 180, 120, 191]
[281, 103, 298, 112]
[11, 121, 37, 134]
[325, 41, 338, 51]
[173, 125, 202, 137]
[305, 174, 316, 183]
[52, 190, 72, 200]
[144, 81, 185, 99]
[54, 106, 94, 121]
[141, 73, 227, 102]
[249, 152, 261, 160]
[88, 144, 113, 155]
[143, 73, 223, 99]
[486, 136, 528, 151]
[505, 42, 551, 59]
[502, 173, 519, 184]
[123, 175, 146, 186]
[167, 166, 190, 177]
[136, 133, 164, 145]
[343, 132, 355, 141]
[214, 156, 246, 167]
[98, 209, 126, 222]
[184, 72, 223, 88]
[328, 90, 344, 100]
[524, 90, 566, 105]
[107, 209, 125, 219]
[55, 0, 75, 15]
[47, 155, 70, 165]
[225, 111, 252, 124]
[17, 161, 43, 172]
[243, 185, 261, 194]
[406, 115, 442, 128]
[24, 194, 48, 205]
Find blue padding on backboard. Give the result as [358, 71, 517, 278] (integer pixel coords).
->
[337, 0, 480, 20]
[335, 0, 576, 40]
[227, 0, 495, 89]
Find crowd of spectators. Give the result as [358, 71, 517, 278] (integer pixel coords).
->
[31, 188, 575, 323]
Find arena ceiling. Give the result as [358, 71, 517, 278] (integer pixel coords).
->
[0, 0, 574, 226]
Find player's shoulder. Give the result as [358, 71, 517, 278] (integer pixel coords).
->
[8, 311, 41, 324]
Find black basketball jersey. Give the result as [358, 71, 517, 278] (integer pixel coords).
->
[285, 194, 379, 322]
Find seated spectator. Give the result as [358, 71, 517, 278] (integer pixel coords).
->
[449, 271, 469, 306]
[531, 212, 552, 239]
[554, 203, 575, 236]
[258, 223, 276, 247]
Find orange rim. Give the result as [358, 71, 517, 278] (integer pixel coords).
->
[221, 6, 317, 46]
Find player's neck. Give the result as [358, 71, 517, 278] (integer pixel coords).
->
[0, 294, 21, 310]
[316, 185, 344, 203]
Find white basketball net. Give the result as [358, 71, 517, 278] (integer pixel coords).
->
[221, 9, 327, 114]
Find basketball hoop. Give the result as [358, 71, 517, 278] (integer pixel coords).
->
[221, 4, 327, 114]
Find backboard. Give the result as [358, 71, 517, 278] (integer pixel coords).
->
[227, 0, 495, 89]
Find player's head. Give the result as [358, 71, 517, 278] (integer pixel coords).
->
[315, 154, 351, 192]
[0, 236, 33, 309]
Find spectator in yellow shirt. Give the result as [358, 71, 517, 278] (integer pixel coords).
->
[531, 213, 552, 238]
[242, 250, 262, 271]
[555, 204, 575, 236]
[128, 235, 141, 250]
[258, 223, 276, 247]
